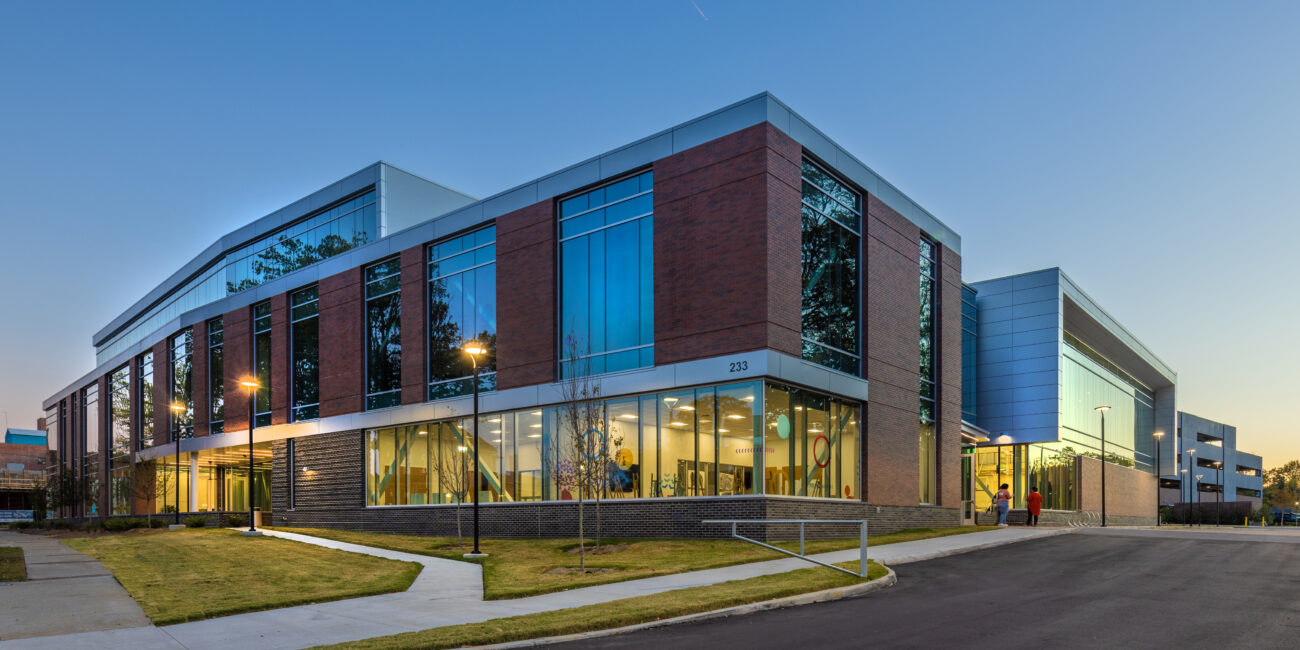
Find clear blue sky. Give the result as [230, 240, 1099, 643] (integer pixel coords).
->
[2, 1, 1296, 465]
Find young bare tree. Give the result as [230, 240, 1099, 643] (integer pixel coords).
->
[559, 335, 605, 569]
[126, 459, 159, 527]
[439, 438, 472, 548]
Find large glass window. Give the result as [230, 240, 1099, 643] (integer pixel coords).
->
[919, 237, 938, 504]
[226, 189, 377, 294]
[291, 286, 320, 421]
[363, 380, 861, 506]
[170, 330, 194, 440]
[208, 318, 224, 434]
[110, 367, 131, 514]
[428, 227, 497, 399]
[961, 284, 977, 422]
[559, 170, 654, 377]
[366, 259, 402, 410]
[253, 303, 272, 426]
[81, 384, 100, 516]
[800, 159, 861, 374]
[763, 383, 860, 499]
[1060, 332, 1156, 472]
[137, 352, 154, 450]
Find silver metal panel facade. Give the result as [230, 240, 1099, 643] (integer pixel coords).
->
[1168, 411, 1264, 502]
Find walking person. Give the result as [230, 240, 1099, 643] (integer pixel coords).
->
[996, 483, 1012, 526]
[1026, 485, 1043, 526]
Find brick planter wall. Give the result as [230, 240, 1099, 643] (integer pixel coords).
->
[273, 430, 960, 540]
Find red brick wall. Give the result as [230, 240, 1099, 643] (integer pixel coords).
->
[319, 268, 364, 417]
[938, 243, 963, 508]
[862, 195, 922, 507]
[0, 443, 47, 472]
[270, 294, 289, 425]
[151, 340, 169, 447]
[654, 122, 802, 365]
[223, 307, 252, 433]
[193, 320, 210, 436]
[497, 200, 557, 389]
[399, 245, 427, 404]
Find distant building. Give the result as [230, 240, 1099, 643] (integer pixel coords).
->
[1161, 412, 1263, 508]
[1, 428, 49, 520]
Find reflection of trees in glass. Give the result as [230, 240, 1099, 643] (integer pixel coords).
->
[109, 368, 131, 460]
[800, 208, 858, 356]
[427, 274, 497, 399]
[366, 292, 401, 398]
[227, 233, 367, 294]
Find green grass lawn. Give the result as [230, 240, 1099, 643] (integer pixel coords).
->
[0, 546, 25, 581]
[63, 528, 422, 625]
[273, 525, 993, 599]
[321, 559, 888, 650]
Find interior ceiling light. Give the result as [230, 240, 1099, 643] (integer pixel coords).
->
[619, 414, 638, 420]
[527, 434, 541, 438]
[681, 405, 696, 411]
[670, 421, 687, 427]
[726, 414, 743, 420]
[530, 424, 542, 428]
[743, 395, 754, 401]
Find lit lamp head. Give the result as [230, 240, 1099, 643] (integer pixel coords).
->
[1153, 431, 1165, 439]
[1095, 405, 1111, 414]
[239, 378, 260, 392]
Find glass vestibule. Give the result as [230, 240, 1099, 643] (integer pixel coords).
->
[972, 443, 1077, 512]
[364, 380, 863, 506]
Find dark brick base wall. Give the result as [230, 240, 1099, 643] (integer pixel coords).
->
[273, 430, 961, 540]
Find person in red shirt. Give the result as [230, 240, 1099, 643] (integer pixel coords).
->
[1026, 485, 1043, 526]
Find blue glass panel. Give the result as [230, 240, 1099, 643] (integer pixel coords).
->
[606, 193, 651, 224]
[639, 171, 653, 193]
[560, 238, 590, 355]
[640, 346, 654, 367]
[605, 349, 639, 373]
[560, 195, 587, 219]
[589, 229, 605, 355]
[605, 176, 639, 203]
[475, 244, 495, 265]
[604, 220, 639, 351]
[561, 208, 604, 238]
[639, 216, 654, 345]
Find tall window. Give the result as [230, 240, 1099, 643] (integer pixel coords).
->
[82, 384, 100, 515]
[291, 286, 320, 421]
[558, 170, 654, 377]
[253, 302, 272, 426]
[209, 318, 224, 434]
[800, 160, 861, 374]
[109, 367, 130, 515]
[170, 330, 194, 440]
[919, 237, 938, 504]
[428, 226, 496, 399]
[365, 259, 402, 410]
[137, 351, 154, 450]
[961, 285, 977, 423]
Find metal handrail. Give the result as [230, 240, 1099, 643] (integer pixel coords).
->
[703, 519, 869, 578]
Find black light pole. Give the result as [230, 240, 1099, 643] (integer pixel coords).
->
[1153, 431, 1165, 526]
[169, 403, 185, 525]
[1187, 449, 1197, 525]
[1180, 468, 1190, 526]
[1216, 461, 1222, 527]
[1096, 406, 1110, 527]
[463, 342, 487, 559]
[240, 379, 260, 535]
[1194, 473, 1203, 527]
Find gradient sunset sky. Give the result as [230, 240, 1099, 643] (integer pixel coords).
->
[2, 1, 1296, 466]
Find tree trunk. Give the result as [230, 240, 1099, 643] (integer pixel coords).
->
[578, 481, 586, 570]
[456, 503, 463, 549]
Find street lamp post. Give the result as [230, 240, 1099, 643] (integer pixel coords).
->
[462, 342, 487, 559]
[1215, 460, 1222, 527]
[239, 379, 261, 535]
[1187, 449, 1197, 524]
[1096, 406, 1110, 527]
[1180, 468, 1190, 526]
[168, 403, 186, 525]
[1153, 431, 1165, 526]
[1194, 473, 1203, 527]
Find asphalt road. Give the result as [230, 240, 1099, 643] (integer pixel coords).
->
[553, 528, 1300, 649]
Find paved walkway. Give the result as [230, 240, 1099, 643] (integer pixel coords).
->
[0, 530, 151, 641]
[1, 526, 1071, 650]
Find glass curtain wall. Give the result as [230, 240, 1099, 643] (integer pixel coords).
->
[137, 352, 154, 449]
[800, 159, 861, 374]
[82, 384, 100, 516]
[918, 237, 938, 504]
[559, 170, 654, 377]
[365, 259, 402, 409]
[974, 443, 1077, 512]
[109, 367, 131, 515]
[1061, 332, 1156, 471]
[253, 303, 272, 426]
[961, 284, 977, 422]
[208, 318, 224, 433]
[428, 226, 497, 399]
[291, 286, 320, 421]
[366, 380, 860, 506]
[170, 330, 194, 440]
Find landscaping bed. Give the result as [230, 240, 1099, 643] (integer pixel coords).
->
[271, 526, 993, 600]
[0, 546, 25, 581]
[321, 559, 888, 649]
[63, 528, 421, 624]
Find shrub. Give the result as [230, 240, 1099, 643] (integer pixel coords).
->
[184, 515, 209, 528]
[226, 513, 248, 528]
[149, 518, 168, 528]
[9, 521, 33, 530]
[103, 518, 130, 532]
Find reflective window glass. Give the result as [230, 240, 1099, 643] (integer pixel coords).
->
[366, 260, 402, 409]
[428, 227, 496, 400]
[800, 160, 860, 374]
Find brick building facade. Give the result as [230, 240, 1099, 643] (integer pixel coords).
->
[43, 93, 967, 535]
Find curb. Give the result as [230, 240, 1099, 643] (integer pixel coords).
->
[879, 527, 1077, 565]
[479, 566, 898, 649]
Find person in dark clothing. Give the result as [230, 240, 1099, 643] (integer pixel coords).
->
[1026, 485, 1043, 526]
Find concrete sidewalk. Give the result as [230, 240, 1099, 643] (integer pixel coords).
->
[1, 526, 1071, 650]
[0, 530, 151, 642]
